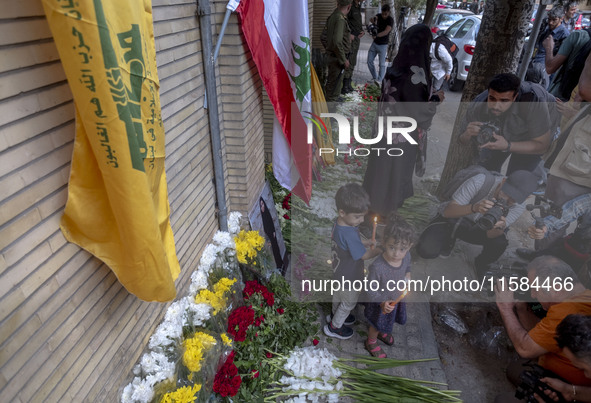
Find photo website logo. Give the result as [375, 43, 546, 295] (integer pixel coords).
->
[303, 112, 418, 157]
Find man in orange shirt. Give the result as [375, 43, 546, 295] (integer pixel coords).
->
[494, 255, 591, 402]
[535, 314, 591, 402]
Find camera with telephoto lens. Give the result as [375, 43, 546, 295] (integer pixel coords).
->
[476, 122, 501, 145]
[515, 364, 568, 403]
[366, 23, 378, 37]
[477, 198, 510, 231]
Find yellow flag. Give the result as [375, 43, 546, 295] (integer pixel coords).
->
[42, 0, 179, 301]
[310, 65, 335, 165]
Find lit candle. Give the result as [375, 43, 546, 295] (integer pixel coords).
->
[371, 216, 377, 249]
[389, 289, 409, 308]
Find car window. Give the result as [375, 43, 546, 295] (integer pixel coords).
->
[454, 19, 475, 39]
[445, 19, 464, 37]
[437, 13, 464, 27]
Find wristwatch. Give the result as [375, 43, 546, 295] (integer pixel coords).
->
[503, 140, 511, 153]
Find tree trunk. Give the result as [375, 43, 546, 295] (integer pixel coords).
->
[436, 0, 534, 197]
[423, 0, 438, 26]
[386, 0, 400, 62]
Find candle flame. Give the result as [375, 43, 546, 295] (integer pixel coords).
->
[374, 216, 377, 223]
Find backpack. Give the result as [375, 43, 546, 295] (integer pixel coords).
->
[440, 165, 500, 204]
[433, 34, 459, 60]
[557, 28, 591, 101]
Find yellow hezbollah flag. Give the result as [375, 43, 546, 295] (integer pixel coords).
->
[42, 0, 179, 301]
[310, 65, 335, 165]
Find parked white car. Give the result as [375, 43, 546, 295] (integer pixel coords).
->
[442, 14, 481, 91]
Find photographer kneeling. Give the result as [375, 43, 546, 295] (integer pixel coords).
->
[494, 257, 591, 402]
[417, 169, 538, 276]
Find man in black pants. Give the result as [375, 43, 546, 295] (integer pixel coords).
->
[417, 169, 538, 276]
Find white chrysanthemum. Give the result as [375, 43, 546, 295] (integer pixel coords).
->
[189, 270, 209, 295]
[132, 364, 141, 376]
[155, 355, 176, 381]
[228, 211, 242, 234]
[149, 321, 182, 350]
[164, 299, 187, 327]
[213, 231, 235, 250]
[140, 353, 157, 375]
[182, 297, 212, 327]
[121, 383, 133, 403]
[140, 351, 169, 375]
[199, 243, 220, 272]
[130, 377, 154, 403]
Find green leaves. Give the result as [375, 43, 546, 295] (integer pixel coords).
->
[223, 274, 318, 402]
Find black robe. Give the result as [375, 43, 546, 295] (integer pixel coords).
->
[363, 24, 437, 216]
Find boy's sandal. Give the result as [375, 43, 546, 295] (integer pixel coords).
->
[365, 339, 387, 358]
[378, 333, 394, 346]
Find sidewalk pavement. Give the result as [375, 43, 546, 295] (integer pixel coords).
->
[319, 26, 540, 397]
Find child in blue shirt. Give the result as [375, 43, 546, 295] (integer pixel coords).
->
[324, 183, 382, 340]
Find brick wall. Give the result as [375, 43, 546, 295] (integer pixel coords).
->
[0, 0, 265, 401]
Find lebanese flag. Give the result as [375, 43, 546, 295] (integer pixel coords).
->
[234, 0, 312, 203]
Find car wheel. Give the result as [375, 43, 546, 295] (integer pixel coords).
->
[448, 61, 464, 92]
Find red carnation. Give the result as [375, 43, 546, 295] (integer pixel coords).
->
[213, 352, 242, 397]
[227, 305, 255, 342]
[277, 308, 284, 315]
[266, 352, 273, 358]
[283, 214, 290, 220]
[282, 193, 292, 210]
[255, 314, 264, 327]
[243, 281, 275, 307]
[251, 369, 259, 378]
[313, 338, 319, 346]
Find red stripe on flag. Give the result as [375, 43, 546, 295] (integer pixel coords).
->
[237, 0, 312, 203]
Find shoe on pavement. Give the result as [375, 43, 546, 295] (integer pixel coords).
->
[326, 313, 356, 326]
[516, 248, 538, 261]
[323, 323, 354, 340]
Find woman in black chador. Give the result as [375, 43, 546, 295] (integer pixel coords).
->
[362, 24, 441, 219]
[259, 197, 284, 269]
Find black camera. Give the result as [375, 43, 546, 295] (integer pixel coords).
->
[476, 122, 501, 145]
[483, 262, 530, 300]
[515, 364, 567, 403]
[367, 23, 378, 37]
[527, 195, 563, 229]
[477, 198, 510, 231]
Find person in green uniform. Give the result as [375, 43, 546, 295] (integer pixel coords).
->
[343, 0, 365, 94]
[325, 0, 352, 102]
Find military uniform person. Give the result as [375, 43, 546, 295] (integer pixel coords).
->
[325, 0, 352, 102]
[343, 0, 364, 94]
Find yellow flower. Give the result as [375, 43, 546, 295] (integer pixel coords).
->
[194, 289, 224, 314]
[234, 230, 265, 264]
[183, 332, 216, 372]
[195, 278, 237, 314]
[213, 277, 237, 296]
[221, 333, 233, 347]
[160, 384, 202, 403]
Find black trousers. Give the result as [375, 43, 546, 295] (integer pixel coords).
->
[417, 216, 509, 270]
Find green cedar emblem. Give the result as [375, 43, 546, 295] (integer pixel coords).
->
[289, 36, 311, 103]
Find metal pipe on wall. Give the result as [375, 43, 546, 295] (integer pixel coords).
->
[197, 0, 228, 231]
